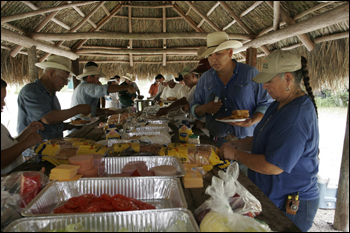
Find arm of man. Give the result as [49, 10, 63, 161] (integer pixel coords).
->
[41, 104, 91, 125]
[156, 97, 188, 117]
[108, 84, 135, 94]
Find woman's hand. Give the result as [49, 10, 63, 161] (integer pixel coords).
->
[219, 141, 239, 161]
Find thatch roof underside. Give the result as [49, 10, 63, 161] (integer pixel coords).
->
[1, 1, 349, 92]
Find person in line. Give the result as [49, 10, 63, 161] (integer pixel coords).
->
[1, 79, 44, 174]
[71, 67, 135, 118]
[156, 74, 166, 95]
[130, 75, 142, 98]
[175, 74, 190, 99]
[156, 59, 211, 118]
[118, 73, 137, 109]
[17, 55, 92, 140]
[219, 49, 320, 232]
[148, 74, 163, 99]
[83, 62, 106, 109]
[190, 31, 273, 148]
[159, 74, 182, 100]
[105, 75, 121, 109]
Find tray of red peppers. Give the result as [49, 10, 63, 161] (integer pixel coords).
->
[54, 193, 156, 214]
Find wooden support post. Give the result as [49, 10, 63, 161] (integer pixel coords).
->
[163, 6, 166, 66]
[128, 5, 133, 67]
[72, 58, 80, 89]
[245, 48, 257, 68]
[333, 104, 349, 232]
[273, 1, 280, 31]
[28, 46, 38, 81]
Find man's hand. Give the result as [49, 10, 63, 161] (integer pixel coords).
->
[219, 141, 238, 161]
[24, 121, 44, 134]
[226, 118, 253, 127]
[127, 86, 136, 94]
[156, 107, 169, 117]
[22, 132, 43, 148]
[76, 104, 91, 116]
[205, 100, 222, 114]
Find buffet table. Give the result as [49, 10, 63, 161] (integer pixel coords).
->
[8, 114, 301, 232]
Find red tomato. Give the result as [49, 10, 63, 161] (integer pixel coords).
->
[100, 204, 115, 211]
[85, 203, 102, 212]
[78, 194, 96, 200]
[138, 202, 156, 210]
[112, 198, 134, 211]
[54, 205, 76, 213]
[64, 197, 79, 209]
[91, 196, 104, 203]
[77, 198, 90, 211]
[101, 194, 113, 202]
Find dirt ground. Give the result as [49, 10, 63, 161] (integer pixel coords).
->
[310, 209, 343, 232]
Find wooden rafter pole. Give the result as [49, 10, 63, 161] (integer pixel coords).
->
[163, 6, 166, 66]
[21, 1, 70, 30]
[1, 1, 98, 24]
[1, 28, 78, 59]
[28, 46, 38, 81]
[10, 1, 68, 58]
[71, 2, 124, 51]
[266, 1, 315, 51]
[113, 15, 182, 20]
[31, 32, 255, 41]
[69, 1, 97, 28]
[239, 1, 263, 17]
[273, 1, 280, 31]
[172, 3, 204, 33]
[2, 22, 25, 33]
[122, 3, 172, 8]
[231, 3, 349, 54]
[76, 48, 198, 55]
[79, 60, 200, 64]
[197, 2, 220, 28]
[128, 5, 133, 66]
[1, 1, 7, 7]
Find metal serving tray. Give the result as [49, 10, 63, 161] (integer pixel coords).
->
[100, 156, 185, 177]
[122, 131, 171, 139]
[21, 177, 186, 217]
[6, 208, 199, 232]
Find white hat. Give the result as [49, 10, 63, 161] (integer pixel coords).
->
[35, 55, 75, 76]
[122, 73, 134, 82]
[164, 74, 174, 82]
[198, 32, 243, 58]
[252, 49, 302, 83]
[76, 66, 106, 80]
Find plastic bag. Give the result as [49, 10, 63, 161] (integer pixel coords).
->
[194, 162, 264, 226]
[1, 171, 49, 230]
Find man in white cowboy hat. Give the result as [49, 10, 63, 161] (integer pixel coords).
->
[159, 74, 182, 101]
[17, 55, 92, 141]
[191, 31, 273, 149]
[118, 73, 137, 109]
[71, 66, 135, 118]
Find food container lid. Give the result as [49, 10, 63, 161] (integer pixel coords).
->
[189, 134, 199, 138]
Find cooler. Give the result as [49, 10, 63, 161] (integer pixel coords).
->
[317, 174, 338, 209]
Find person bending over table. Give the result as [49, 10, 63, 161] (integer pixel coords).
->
[118, 73, 137, 109]
[219, 49, 320, 232]
[1, 79, 44, 175]
[17, 55, 92, 141]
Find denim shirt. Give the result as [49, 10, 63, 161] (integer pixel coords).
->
[17, 79, 63, 140]
[190, 60, 273, 138]
[71, 80, 108, 118]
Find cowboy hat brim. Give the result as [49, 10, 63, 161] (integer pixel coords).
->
[199, 40, 243, 58]
[76, 70, 106, 80]
[35, 62, 76, 76]
[122, 76, 134, 82]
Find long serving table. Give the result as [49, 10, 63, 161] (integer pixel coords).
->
[8, 115, 301, 232]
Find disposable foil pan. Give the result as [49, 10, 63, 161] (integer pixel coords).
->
[146, 119, 170, 124]
[135, 126, 171, 132]
[21, 177, 187, 217]
[98, 156, 185, 177]
[6, 208, 199, 232]
[122, 131, 171, 139]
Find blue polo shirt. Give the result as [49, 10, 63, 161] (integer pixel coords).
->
[249, 95, 320, 208]
[71, 80, 109, 119]
[17, 79, 63, 140]
[190, 60, 273, 138]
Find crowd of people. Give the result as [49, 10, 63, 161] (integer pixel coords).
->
[1, 31, 320, 232]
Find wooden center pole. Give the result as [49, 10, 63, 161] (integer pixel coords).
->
[72, 58, 81, 89]
[28, 46, 38, 81]
[245, 47, 257, 68]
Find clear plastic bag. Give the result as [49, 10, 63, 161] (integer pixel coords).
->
[194, 162, 265, 228]
[1, 171, 49, 230]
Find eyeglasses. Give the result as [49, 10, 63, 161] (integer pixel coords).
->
[56, 70, 72, 82]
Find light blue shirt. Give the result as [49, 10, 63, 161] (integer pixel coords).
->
[17, 79, 63, 140]
[249, 95, 320, 208]
[190, 60, 273, 138]
[71, 80, 109, 118]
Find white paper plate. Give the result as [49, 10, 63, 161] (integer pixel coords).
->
[215, 118, 248, 123]
[70, 116, 100, 126]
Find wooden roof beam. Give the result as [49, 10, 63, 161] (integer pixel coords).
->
[76, 48, 198, 55]
[273, 1, 280, 31]
[101, 5, 110, 16]
[219, 1, 270, 55]
[2, 22, 25, 33]
[79, 60, 200, 64]
[128, 5, 133, 66]
[239, 1, 263, 18]
[1, 1, 97, 24]
[172, 3, 204, 33]
[11, 1, 69, 58]
[113, 15, 182, 20]
[1, 1, 7, 7]
[81, 45, 203, 50]
[30, 32, 255, 41]
[197, 2, 220, 28]
[186, 1, 220, 31]
[231, 3, 349, 54]
[20, 1, 71, 30]
[69, 2, 97, 28]
[122, 3, 173, 8]
[1, 28, 78, 59]
[266, 1, 315, 51]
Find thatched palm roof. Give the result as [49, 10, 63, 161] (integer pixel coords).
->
[1, 1, 349, 91]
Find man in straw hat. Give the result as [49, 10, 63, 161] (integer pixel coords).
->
[118, 73, 137, 109]
[156, 59, 211, 118]
[71, 66, 135, 118]
[191, 31, 273, 149]
[17, 55, 92, 140]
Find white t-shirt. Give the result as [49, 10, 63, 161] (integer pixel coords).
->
[157, 83, 166, 94]
[1, 123, 24, 175]
[177, 85, 190, 99]
[160, 83, 182, 100]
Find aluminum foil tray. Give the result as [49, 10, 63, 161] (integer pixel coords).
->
[21, 177, 187, 217]
[135, 126, 171, 132]
[98, 156, 185, 177]
[146, 119, 170, 124]
[122, 131, 171, 139]
[6, 208, 199, 232]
